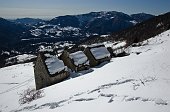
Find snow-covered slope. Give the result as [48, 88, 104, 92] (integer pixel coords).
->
[0, 63, 35, 111]
[0, 30, 170, 112]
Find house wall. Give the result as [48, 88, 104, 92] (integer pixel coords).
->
[60, 51, 76, 71]
[84, 48, 98, 67]
[77, 65, 89, 71]
[98, 56, 111, 64]
[107, 47, 116, 57]
[34, 53, 69, 90]
[34, 54, 50, 90]
[49, 71, 69, 86]
[61, 50, 90, 72]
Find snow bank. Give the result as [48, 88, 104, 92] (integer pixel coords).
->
[6, 54, 37, 64]
[112, 41, 126, 50]
[45, 55, 67, 75]
[69, 51, 89, 66]
[0, 63, 35, 112]
[90, 47, 110, 60]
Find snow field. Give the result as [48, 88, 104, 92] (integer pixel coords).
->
[0, 30, 170, 112]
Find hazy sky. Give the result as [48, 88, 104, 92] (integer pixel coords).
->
[0, 0, 170, 19]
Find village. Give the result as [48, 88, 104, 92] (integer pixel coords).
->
[34, 41, 128, 90]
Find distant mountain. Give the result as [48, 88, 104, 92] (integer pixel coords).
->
[0, 18, 27, 48]
[81, 12, 170, 45]
[0, 11, 155, 51]
[0, 11, 154, 51]
[48, 11, 154, 35]
[0, 18, 28, 67]
[25, 11, 154, 44]
[14, 18, 44, 25]
[131, 13, 154, 23]
[50, 15, 79, 27]
[0, 11, 155, 67]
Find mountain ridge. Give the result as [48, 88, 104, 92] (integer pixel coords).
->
[13, 18, 44, 25]
[0, 11, 156, 67]
[49, 11, 154, 34]
[81, 12, 170, 45]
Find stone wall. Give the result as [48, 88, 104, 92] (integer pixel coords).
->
[34, 53, 69, 90]
[60, 51, 76, 71]
[84, 48, 98, 67]
[49, 71, 69, 86]
[34, 54, 50, 90]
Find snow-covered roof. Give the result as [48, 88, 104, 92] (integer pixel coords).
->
[45, 55, 67, 75]
[69, 51, 89, 66]
[112, 41, 126, 50]
[90, 47, 110, 60]
[87, 43, 104, 48]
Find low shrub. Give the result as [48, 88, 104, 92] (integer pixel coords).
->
[19, 88, 44, 104]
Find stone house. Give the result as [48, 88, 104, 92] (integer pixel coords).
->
[34, 50, 69, 90]
[60, 50, 89, 72]
[106, 47, 116, 58]
[84, 44, 111, 67]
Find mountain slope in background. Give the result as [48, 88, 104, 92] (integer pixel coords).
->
[13, 18, 44, 25]
[0, 11, 157, 68]
[49, 11, 154, 34]
[0, 18, 26, 47]
[131, 13, 154, 22]
[82, 12, 170, 45]
[25, 11, 153, 48]
[0, 11, 154, 53]
[0, 18, 29, 67]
